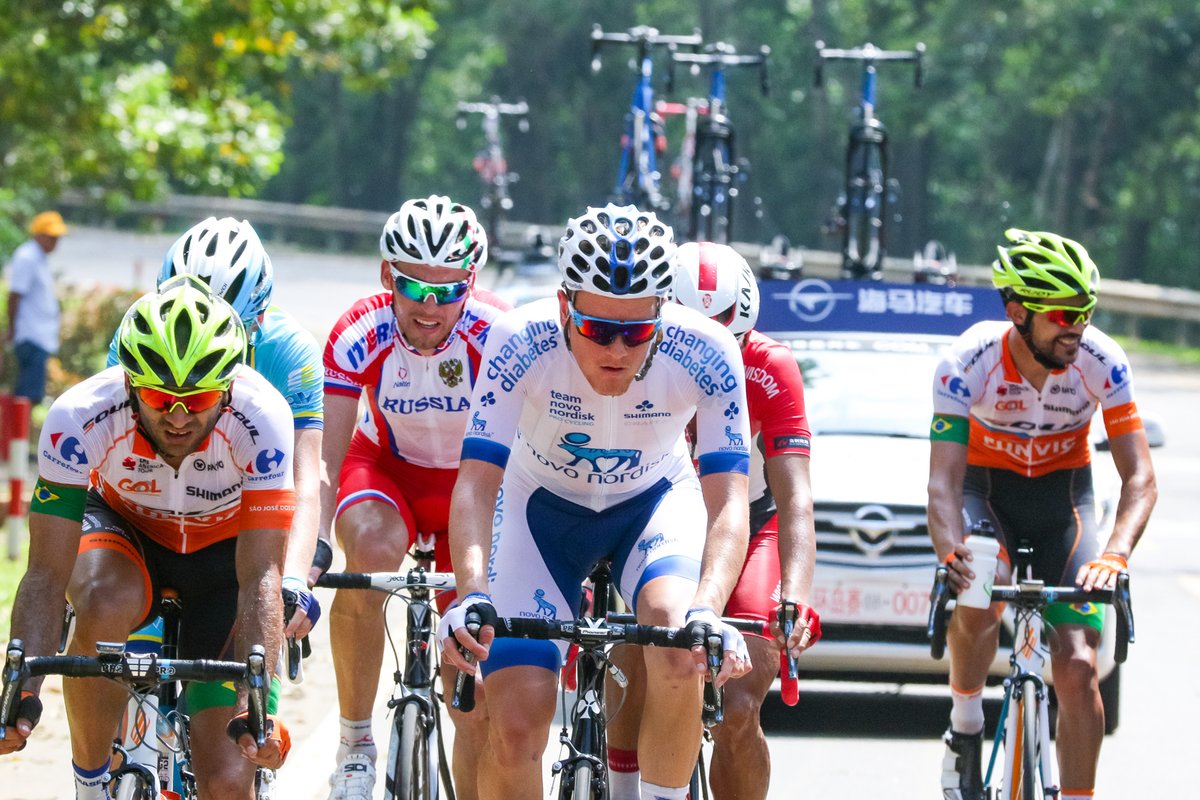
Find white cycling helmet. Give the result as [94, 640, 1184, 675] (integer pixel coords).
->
[674, 242, 760, 337]
[558, 204, 675, 299]
[159, 217, 274, 324]
[380, 195, 488, 273]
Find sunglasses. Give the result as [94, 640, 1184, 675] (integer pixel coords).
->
[137, 386, 226, 414]
[389, 264, 470, 305]
[569, 305, 662, 347]
[1021, 298, 1095, 328]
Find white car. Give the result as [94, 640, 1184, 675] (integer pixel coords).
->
[755, 279, 1149, 732]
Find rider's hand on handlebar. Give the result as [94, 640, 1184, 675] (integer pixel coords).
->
[1077, 552, 1128, 592]
[683, 607, 751, 687]
[0, 692, 42, 754]
[282, 575, 321, 639]
[228, 711, 291, 770]
[772, 602, 822, 659]
[939, 542, 978, 595]
[438, 593, 496, 672]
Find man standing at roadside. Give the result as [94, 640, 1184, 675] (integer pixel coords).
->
[6, 210, 67, 403]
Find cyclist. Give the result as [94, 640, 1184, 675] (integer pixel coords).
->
[107, 216, 325, 643]
[604, 241, 822, 800]
[928, 229, 1157, 800]
[441, 204, 754, 800]
[1, 280, 296, 799]
[321, 195, 508, 800]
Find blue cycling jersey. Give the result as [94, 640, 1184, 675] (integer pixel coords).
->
[108, 305, 323, 430]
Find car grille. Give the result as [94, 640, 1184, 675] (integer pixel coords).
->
[814, 501, 935, 568]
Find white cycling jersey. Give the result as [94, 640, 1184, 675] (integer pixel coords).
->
[462, 298, 752, 510]
[35, 365, 296, 553]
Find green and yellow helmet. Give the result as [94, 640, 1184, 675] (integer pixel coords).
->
[117, 278, 247, 390]
[992, 228, 1100, 302]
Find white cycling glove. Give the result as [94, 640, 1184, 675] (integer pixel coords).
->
[684, 606, 750, 665]
[438, 592, 496, 648]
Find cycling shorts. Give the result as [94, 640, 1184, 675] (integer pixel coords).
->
[79, 490, 271, 711]
[481, 472, 706, 677]
[334, 431, 456, 570]
[963, 465, 1104, 633]
[724, 514, 781, 639]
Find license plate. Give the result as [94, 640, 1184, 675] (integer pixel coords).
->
[811, 575, 931, 625]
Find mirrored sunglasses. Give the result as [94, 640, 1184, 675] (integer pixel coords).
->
[1021, 299, 1095, 328]
[137, 386, 226, 414]
[569, 306, 661, 347]
[389, 264, 470, 305]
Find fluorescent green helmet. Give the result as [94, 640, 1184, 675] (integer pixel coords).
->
[117, 279, 247, 390]
[992, 228, 1100, 302]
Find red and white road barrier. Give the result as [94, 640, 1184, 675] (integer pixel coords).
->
[2, 394, 32, 560]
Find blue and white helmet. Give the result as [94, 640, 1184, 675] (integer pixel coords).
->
[558, 204, 676, 299]
[159, 217, 274, 324]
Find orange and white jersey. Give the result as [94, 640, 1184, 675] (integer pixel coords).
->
[932, 320, 1142, 477]
[37, 366, 296, 553]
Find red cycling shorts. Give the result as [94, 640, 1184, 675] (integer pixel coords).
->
[724, 513, 781, 639]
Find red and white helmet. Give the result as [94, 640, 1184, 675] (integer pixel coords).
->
[673, 242, 759, 337]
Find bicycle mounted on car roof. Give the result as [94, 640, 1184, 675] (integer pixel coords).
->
[590, 24, 703, 213]
[456, 98, 529, 253]
[928, 524, 1136, 800]
[667, 41, 770, 245]
[814, 40, 924, 281]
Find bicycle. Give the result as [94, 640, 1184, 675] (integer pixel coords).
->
[668, 41, 770, 244]
[456, 97, 529, 247]
[927, 541, 1135, 800]
[814, 40, 924, 281]
[590, 24, 703, 212]
[315, 564, 457, 800]
[1, 635, 271, 800]
[452, 561, 795, 800]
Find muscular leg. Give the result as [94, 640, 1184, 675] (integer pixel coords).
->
[1048, 624, 1103, 791]
[634, 576, 703, 789]
[330, 501, 409, 726]
[64, 547, 148, 772]
[709, 634, 778, 800]
[947, 603, 1003, 716]
[479, 665, 558, 800]
[189, 706, 258, 800]
[442, 663, 491, 800]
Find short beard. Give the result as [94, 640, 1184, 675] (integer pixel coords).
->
[1016, 317, 1068, 370]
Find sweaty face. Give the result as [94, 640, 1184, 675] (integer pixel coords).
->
[559, 290, 661, 397]
[384, 259, 472, 354]
[135, 390, 228, 465]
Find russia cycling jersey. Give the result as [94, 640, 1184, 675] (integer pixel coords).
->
[33, 365, 296, 553]
[463, 299, 751, 507]
[742, 329, 812, 508]
[323, 291, 507, 468]
[931, 320, 1143, 477]
[108, 305, 323, 430]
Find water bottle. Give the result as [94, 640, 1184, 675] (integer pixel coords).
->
[957, 520, 1000, 610]
[122, 617, 166, 774]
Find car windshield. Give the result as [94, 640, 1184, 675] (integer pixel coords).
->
[790, 336, 945, 439]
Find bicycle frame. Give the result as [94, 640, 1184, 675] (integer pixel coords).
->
[315, 567, 457, 800]
[814, 41, 923, 280]
[669, 43, 769, 243]
[591, 25, 702, 212]
[456, 98, 528, 244]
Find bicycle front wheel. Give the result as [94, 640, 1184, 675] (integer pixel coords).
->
[388, 701, 440, 800]
[112, 772, 155, 800]
[1018, 680, 1042, 800]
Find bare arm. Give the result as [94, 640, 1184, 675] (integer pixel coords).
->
[927, 435, 972, 594]
[315, 393, 359, 556]
[283, 426, 322, 635]
[444, 458, 504, 666]
[691, 471, 751, 614]
[768, 453, 815, 602]
[234, 525, 287, 677]
[1, 509, 81, 752]
[1077, 428, 1157, 591]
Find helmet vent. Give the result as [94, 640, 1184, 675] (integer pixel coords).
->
[614, 240, 632, 264]
[172, 311, 194, 357]
[188, 352, 225, 388]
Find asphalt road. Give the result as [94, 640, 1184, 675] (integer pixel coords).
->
[3, 226, 1195, 798]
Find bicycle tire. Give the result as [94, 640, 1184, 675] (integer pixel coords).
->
[389, 700, 440, 800]
[112, 771, 155, 800]
[1019, 680, 1041, 800]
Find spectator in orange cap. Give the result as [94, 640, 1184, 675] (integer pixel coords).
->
[6, 210, 68, 403]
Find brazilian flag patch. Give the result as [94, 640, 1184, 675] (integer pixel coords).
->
[31, 478, 88, 520]
[929, 415, 969, 444]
